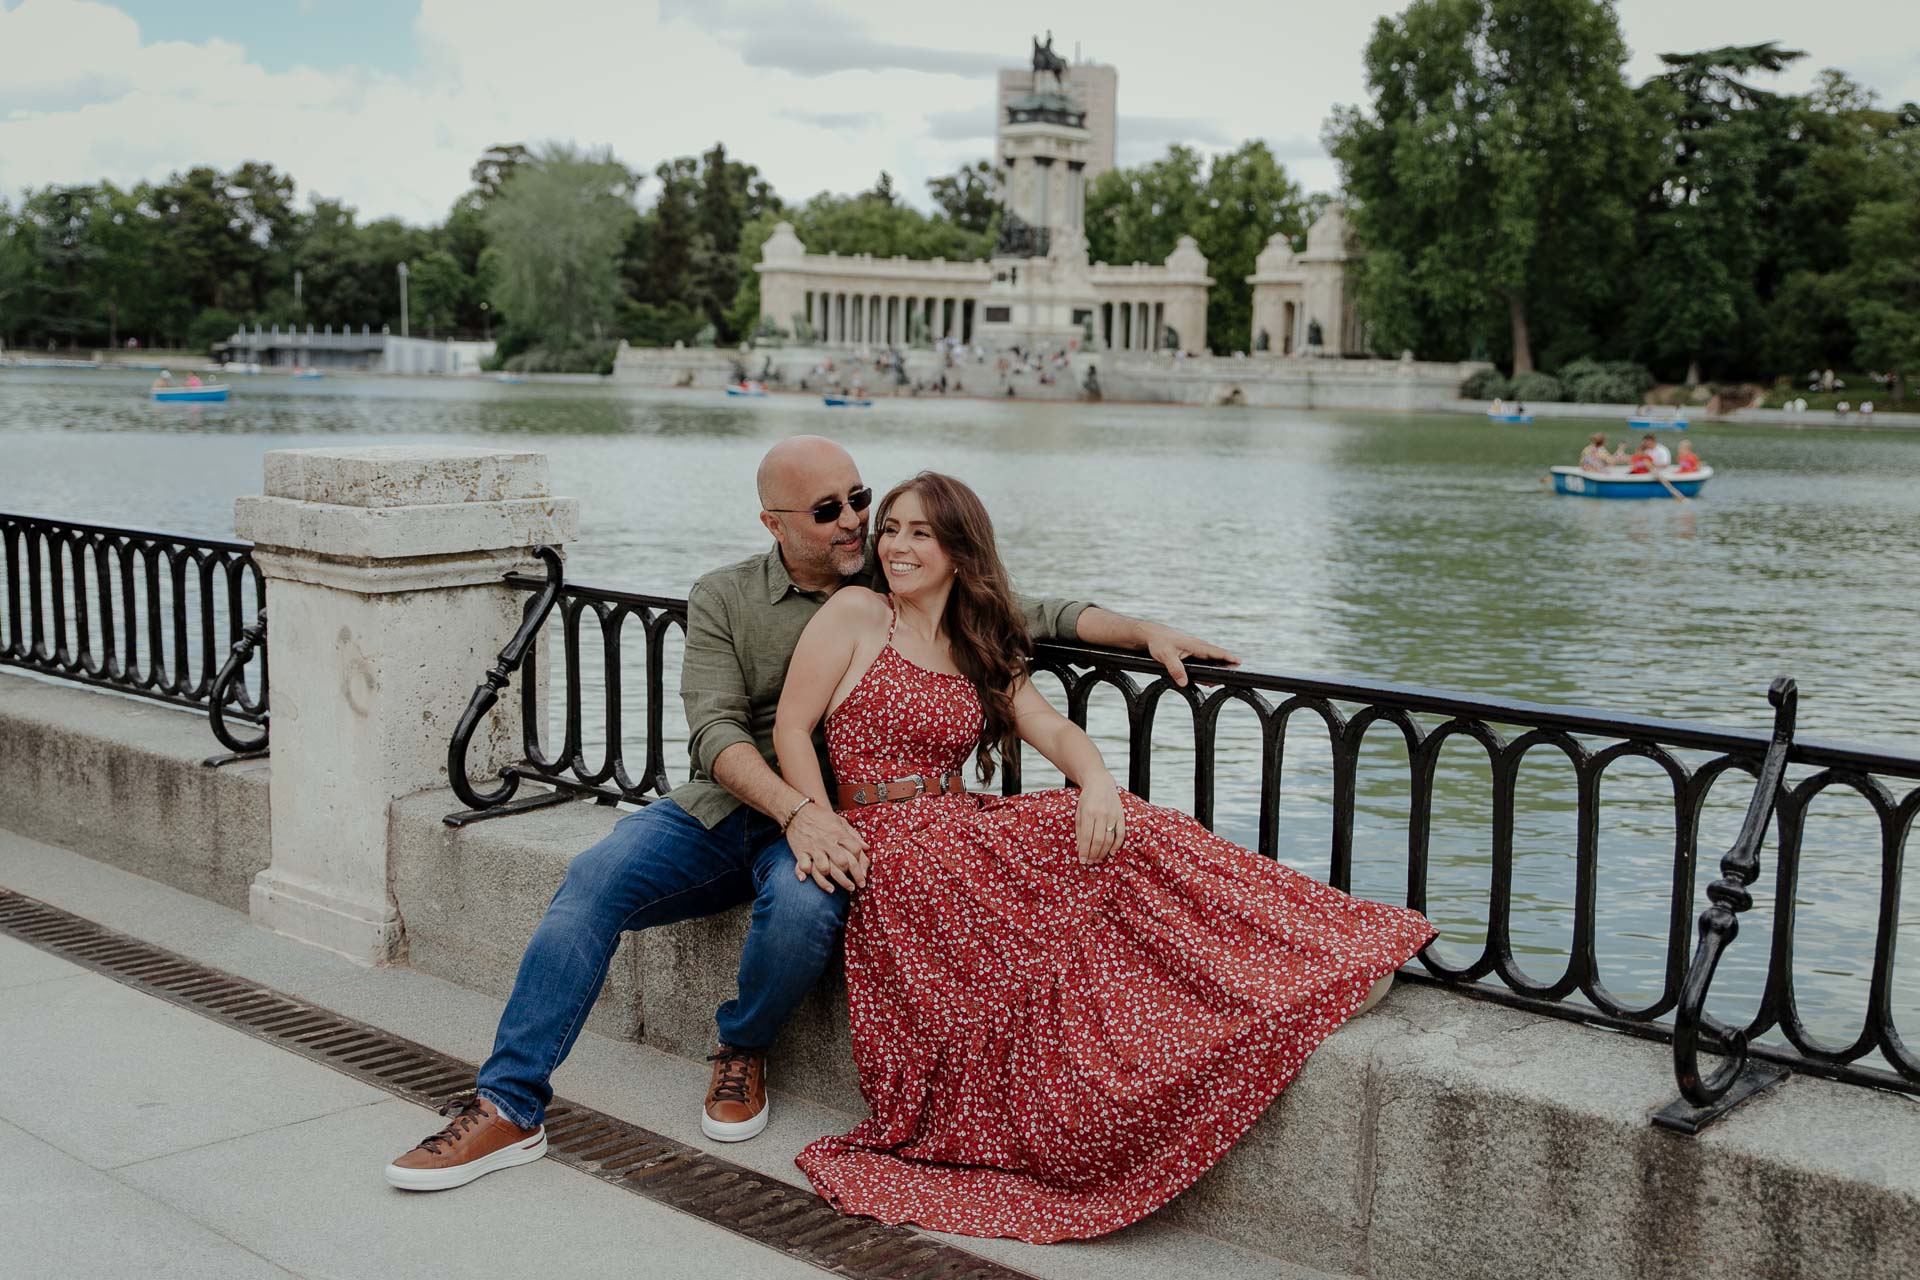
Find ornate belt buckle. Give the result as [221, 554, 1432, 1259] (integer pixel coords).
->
[853, 786, 872, 805]
[912, 776, 929, 798]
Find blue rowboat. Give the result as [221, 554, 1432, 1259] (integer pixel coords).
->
[1550, 465, 1712, 499]
[152, 384, 230, 402]
[1488, 411, 1533, 423]
[1628, 408, 1689, 430]
[724, 382, 768, 398]
[292, 370, 326, 380]
[495, 374, 527, 385]
[824, 396, 872, 407]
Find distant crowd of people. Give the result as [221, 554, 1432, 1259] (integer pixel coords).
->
[1579, 433, 1702, 475]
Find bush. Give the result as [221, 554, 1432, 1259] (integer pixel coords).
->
[1461, 368, 1512, 400]
[1508, 371, 1566, 402]
[1558, 357, 1656, 404]
[189, 308, 243, 353]
[502, 340, 617, 375]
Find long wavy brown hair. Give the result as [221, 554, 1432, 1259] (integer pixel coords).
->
[875, 472, 1031, 785]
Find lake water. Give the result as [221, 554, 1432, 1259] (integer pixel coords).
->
[4, 367, 1918, 1048]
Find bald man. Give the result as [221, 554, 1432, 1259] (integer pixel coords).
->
[385, 436, 1239, 1191]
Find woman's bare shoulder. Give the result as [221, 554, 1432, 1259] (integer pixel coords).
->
[818, 584, 889, 624]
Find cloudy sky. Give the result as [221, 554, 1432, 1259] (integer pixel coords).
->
[1, 0, 1914, 225]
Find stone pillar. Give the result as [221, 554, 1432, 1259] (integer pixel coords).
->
[234, 446, 579, 963]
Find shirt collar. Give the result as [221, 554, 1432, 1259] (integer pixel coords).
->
[762, 544, 837, 604]
[763, 540, 880, 603]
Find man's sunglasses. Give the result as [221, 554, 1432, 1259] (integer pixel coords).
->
[766, 485, 873, 525]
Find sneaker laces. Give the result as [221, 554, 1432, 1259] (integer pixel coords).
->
[706, 1047, 757, 1106]
[413, 1092, 488, 1154]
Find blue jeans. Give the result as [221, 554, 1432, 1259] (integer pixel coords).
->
[475, 799, 848, 1129]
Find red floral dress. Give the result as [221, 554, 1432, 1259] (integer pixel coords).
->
[794, 632, 1438, 1243]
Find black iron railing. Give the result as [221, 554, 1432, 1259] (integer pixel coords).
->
[447, 559, 1920, 1125]
[0, 513, 269, 754]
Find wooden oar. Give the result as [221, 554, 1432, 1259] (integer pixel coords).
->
[1656, 469, 1691, 503]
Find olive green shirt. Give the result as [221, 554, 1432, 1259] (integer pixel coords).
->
[668, 543, 1091, 828]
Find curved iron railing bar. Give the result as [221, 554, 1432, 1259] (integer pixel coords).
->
[1672, 677, 1798, 1109]
[1481, 731, 1590, 999]
[1408, 720, 1506, 980]
[207, 609, 270, 755]
[1191, 683, 1275, 834]
[1337, 705, 1425, 908]
[1130, 676, 1207, 807]
[445, 546, 566, 811]
[1576, 741, 1695, 1017]
[1766, 769, 1897, 1067]
[1262, 694, 1347, 875]
[1881, 789, 1920, 1077]
[599, 603, 637, 796]
[642, 606, 682, 797]
[1662, 757, 1763, 1020]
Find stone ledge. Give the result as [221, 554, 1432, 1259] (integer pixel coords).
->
[235, 494, 580, 561]
[382, 790, 1920, 1280]
[263, 446, 554, 508]
[0, 671, 270, 911]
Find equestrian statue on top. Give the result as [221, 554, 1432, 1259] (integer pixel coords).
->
[1032, 31, 1068, 88]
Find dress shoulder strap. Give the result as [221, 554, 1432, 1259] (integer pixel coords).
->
[883, 593, 897, 642]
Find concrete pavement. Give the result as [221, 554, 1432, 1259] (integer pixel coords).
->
[0, 829, 1328, 1280]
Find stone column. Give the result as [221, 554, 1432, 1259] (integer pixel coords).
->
[234, 446, 579, 963]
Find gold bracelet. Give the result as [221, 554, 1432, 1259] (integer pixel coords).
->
[780, 795, 813, 832]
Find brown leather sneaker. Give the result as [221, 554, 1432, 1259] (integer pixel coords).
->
[701, 1045, 769, 1142]
[385, 1093, 547, 1191]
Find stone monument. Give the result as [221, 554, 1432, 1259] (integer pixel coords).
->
[973, 45, 1101, 351]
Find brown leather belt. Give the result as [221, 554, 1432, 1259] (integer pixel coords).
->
[835, 773, 967, 809]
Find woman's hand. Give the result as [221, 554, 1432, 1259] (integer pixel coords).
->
[1075, 779, 1126, 865]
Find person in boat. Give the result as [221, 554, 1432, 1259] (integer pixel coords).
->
[1674, 440, 1702, 474]
[1580, 434, 1614, 471]
[1491, 397, 1504, 414]
[151, 370, 172, 391]
[1626, 434, 1670, 474]
[773, 471, 1434, 1242]
[383, 437, 1240, 1194]
[186, 373, 202, 388]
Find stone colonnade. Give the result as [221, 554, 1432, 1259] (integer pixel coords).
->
[800, 289, 979, 347]
[1095, 299, 1173, 351]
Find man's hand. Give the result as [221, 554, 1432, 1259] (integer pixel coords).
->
[1142, 622, 1240, 688]
[785, 802, 869, 894]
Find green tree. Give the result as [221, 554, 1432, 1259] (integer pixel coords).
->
[14, 185, 105, 349]
[406, 250, 468, 336]
[1084, 143, 1305, 353]
[1325, 0, 1645, 370]
[1195, 142, 1305, 354]
[483, 143, 638, 366]
[1085, 145, 1207, 270]
[1632, 43, 1804, 383]
[1846, 194, 1920, 401]
[927, 160, 998, 234]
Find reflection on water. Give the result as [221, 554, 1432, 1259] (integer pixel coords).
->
[5, 367, 1919, 1045]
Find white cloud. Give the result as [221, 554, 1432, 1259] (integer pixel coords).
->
[0, 0, 1913, 227]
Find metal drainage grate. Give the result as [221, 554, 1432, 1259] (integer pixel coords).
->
[0, 888, 1038, 1280]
